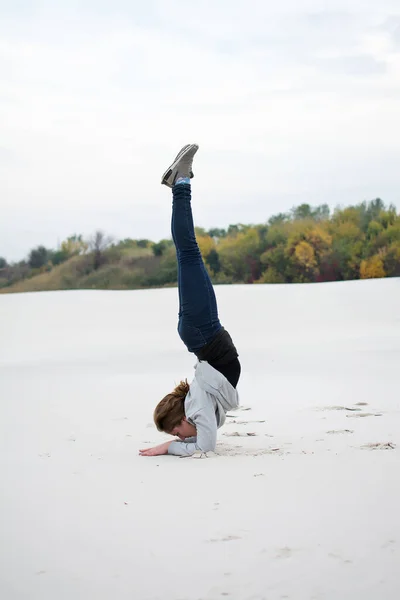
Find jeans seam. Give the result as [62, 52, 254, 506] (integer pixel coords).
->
[172, 184, 221, 351]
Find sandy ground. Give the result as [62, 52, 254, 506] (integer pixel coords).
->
[1, 279, 399, 600]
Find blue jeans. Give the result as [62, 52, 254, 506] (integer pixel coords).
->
[171, 183, 222, 353]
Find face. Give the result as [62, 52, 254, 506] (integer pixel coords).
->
[171, 418, 197, 440]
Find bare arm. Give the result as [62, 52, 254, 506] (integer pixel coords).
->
[139, 441, 173, 457]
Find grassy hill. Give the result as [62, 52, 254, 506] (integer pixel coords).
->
[0, 245, 172, 294]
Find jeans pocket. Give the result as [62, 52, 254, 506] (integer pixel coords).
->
[178, 320, 207, 352]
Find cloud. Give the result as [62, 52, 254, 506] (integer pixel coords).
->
[315, 54, 387, 76]
[381, 15, 400, 47]
[0, 1, 400, 261]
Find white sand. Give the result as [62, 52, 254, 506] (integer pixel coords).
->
[1, 279, 399, 600]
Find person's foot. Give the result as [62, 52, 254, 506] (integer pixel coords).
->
[161, 144, 199, 188]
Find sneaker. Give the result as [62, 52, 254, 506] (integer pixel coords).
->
[161, 143, 199, 188]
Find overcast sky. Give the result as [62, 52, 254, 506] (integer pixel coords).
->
[1, 0, 400, 262]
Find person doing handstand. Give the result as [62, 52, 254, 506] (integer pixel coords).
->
[139, 144, 241, 457]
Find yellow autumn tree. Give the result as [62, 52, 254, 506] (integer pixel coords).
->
[196, 234, 215, 260]
[306, 225, 332, 255]
[61, 235, 88, 256]
[359, 255, 386, 279]
[294, 241, 317, 269]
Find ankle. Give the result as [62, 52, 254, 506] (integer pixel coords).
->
[175, 176, 191, 186]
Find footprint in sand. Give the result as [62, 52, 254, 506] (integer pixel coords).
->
[223, 431, 258, 437]
[346, 412, 383, 419]
[226, 407, 252, 418]
[208, 535, 241, 543]
[316, 406, 361, 412]
[226, 419, 266, 425]
[360, 442, 395, 450]
[316, 405, 382, 418]
[214, 443, 284, 457]
[326, 429, 354, 435]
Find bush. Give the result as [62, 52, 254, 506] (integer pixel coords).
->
[104, 246, 123, 263]
[152, 239, 173, 257]
[211, 271, 234, 284]
[256, 268, 285, 284]
[28, 246, 49, 269]
[120, 268, 146, 288]
[49, 250, 70, 266]
[145, 247, 177, 286]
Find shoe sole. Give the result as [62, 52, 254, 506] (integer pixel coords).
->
[161, 143, 199, 187]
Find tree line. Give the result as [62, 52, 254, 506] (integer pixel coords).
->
[0, 199, 399, 292]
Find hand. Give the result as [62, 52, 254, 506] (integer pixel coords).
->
[139, 441, 172, 457]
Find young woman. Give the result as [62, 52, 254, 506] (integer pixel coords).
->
[139, 144, 241, 457]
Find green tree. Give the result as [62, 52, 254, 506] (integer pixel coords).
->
[206, 248, 221, 274]
[218, 227, 263, 282]
[260, 245, 288, 277]
[382, 242, 400, 277]
[28, 246, 49, 269]
[268, 212, 289, 226]
[137, 239, 151, 248]
[207, 228, 227, 239]
[312, 204, 330, 221]
[291, 204, 314, 220]
[360, 198, 385, 232]
[152, 239, 173, 257]
[328, 221, 365, 280]
[49, 249, 70, 266]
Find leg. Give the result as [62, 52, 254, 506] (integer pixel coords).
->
[171, 182, 221, 353]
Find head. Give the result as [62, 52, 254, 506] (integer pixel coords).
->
[153, 379, 197, 440]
